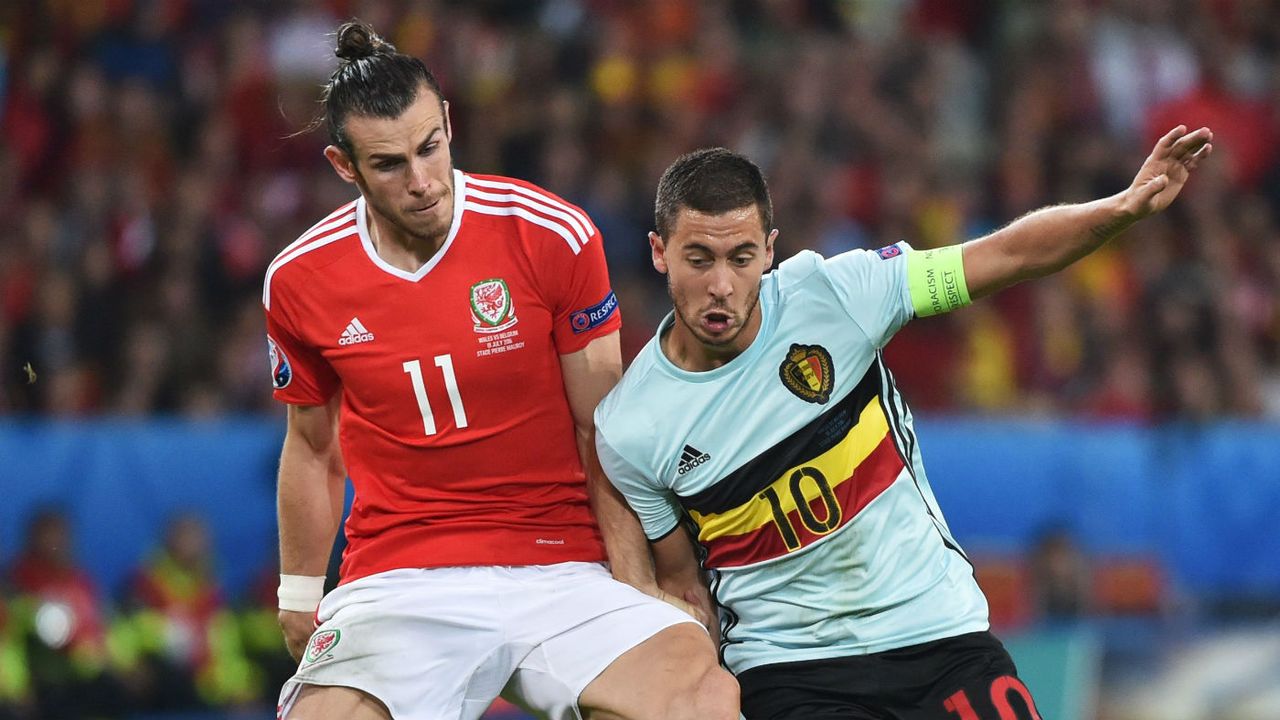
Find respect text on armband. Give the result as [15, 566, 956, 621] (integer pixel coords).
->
[922, 253, 964, 315]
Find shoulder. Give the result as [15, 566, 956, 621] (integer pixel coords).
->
[771, 243, 912, 296]
[459, 172, 598, 257]
[765, 249, 836, 302]
[262, 199, 361, 311]
[595, 340, 663, 443]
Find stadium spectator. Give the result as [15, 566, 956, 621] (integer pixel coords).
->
[0, 1, 1277, 422]
[7, 509, 127, 717]
[1029, 526, 1094, 623]
[124, 513, 260, 711]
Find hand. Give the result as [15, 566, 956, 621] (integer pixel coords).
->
[1122, 125, 1213, 219]
[654, 587, 713, 628]
[682, 588, 721, 646]
[279, 609, 317, 662]
[642, 584, 721, 646]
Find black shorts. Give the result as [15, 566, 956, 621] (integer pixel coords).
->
[737, 631, 1042, 720]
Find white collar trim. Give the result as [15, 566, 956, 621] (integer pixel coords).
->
[357, 168, 467, 281]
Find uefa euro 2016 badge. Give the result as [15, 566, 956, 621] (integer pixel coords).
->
[267, 335, 292, 389]
[779, 343, 834, 404]
[469, 278, 519, 334]
[303, 628, 341, 665]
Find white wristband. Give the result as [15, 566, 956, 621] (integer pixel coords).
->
[278, 574, 326, 612]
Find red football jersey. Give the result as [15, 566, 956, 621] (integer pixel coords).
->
[262, 170, 621, 584]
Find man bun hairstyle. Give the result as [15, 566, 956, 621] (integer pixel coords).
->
[654, 148, 773, 238]
[321, 20, 445, 154]
[334, 21, 388, 62]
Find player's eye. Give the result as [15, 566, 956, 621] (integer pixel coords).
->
[731, 255, 753, 267]
[687, 257, 709, 268]
[419, 144, 438, 156]
[375, 159, 403, 171]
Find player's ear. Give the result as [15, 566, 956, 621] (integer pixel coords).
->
[442, 100, 453, 143]
[649, 231, 669, 274]
[764, 228, 778, 267]
[324, 145, 359, 184]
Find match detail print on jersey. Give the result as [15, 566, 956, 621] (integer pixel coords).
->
[678, 366, 905, 568]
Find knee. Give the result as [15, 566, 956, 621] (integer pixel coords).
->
[663, 637, 738, 720]
[689, 666, 739, 720]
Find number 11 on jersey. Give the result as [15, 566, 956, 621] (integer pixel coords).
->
[403, 355, 469, 435]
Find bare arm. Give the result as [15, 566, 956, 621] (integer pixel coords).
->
[653, 528, 717, 637]
[277, 392, 345, 659]
[963, 125, 1213, 299]
[559, 331, 659, 589]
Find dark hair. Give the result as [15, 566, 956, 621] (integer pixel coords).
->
[321, 20, 446, 154]
[654, 148, 773, 238]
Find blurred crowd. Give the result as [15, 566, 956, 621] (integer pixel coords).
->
[0, 510, 294, 718]
[3, 0, 1280, 420]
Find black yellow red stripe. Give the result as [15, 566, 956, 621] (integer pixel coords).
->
[675, 365, 906, 568]
[689, 399, 904, 567]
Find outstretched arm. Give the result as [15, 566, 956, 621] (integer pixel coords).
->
[961, 125, 1213, 299]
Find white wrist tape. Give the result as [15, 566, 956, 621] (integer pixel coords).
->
[278, 574, 326, 612]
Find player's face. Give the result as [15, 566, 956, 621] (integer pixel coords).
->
[325, 88, 455, 245]
[651, 205, 777, 359]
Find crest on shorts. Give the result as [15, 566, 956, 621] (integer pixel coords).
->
[470, 278, 518, 334]
[304, 629, 341, 664]
[779, 343, 834, 404]
[267, 335, 292, 389]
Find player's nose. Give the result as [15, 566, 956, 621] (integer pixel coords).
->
[707, 263, 734, 298]
[407, 159, 431, 196]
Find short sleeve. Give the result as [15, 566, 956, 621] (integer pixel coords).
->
[595, 428, 682, 541]
[544, 220, 622, 355]
[263, 305, 340, 406]
[821, 242, 915, 348]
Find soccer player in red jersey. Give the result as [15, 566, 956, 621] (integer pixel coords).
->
[262, 21, 737, 720]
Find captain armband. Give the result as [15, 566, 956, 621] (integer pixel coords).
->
[906, 245, 972, 317]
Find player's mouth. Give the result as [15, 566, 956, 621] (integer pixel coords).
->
[700, 310, 734, 335]
[408, 196, 443, 215]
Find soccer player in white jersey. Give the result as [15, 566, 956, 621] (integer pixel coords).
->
[265, 20, 736, 720]
[595, 129, 1212, 719]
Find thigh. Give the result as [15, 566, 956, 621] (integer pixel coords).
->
[739, 658, 887, 720]
[502, 563, 708, 719]
[738, 633, 1043, 720]
[286, 685, 391, 720]
[279, 568, 514, 720]
[903, 633, 1042, 720]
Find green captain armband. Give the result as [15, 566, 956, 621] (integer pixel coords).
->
[906, 245, 971, 317]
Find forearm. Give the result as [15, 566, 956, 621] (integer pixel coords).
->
[581, 432, 659, 590]
[277, 433, 344, 576]
[963, 193, 1134, 299]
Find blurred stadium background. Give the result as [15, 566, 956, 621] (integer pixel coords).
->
[3, 0, 1280, 718]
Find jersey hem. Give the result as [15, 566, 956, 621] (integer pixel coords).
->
[725, 618, 992, 676]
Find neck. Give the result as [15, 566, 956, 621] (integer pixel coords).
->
[662, 306, 763, 372]
[366, 204, 448, 273]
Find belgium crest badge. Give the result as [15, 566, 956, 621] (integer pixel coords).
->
[779, 343, 834, 404]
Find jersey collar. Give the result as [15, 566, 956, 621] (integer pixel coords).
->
[651, 275, 776, 383]
[356, 168, 467, 281]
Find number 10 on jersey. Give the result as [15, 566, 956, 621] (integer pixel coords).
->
[403, 355, 469, 435]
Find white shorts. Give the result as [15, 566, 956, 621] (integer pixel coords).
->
[277, 562, 700, 720]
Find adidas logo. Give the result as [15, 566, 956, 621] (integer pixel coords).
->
[677, 445, 711, 475]
[338, 318, 375, 346]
